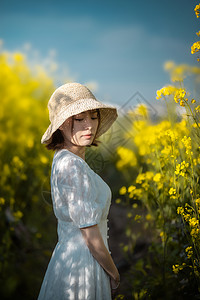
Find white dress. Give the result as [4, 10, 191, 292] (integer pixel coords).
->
[37, 149, 112, 300]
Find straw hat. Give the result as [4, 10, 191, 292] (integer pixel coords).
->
[41, 82, 118, 144]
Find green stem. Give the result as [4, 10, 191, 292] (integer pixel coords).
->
[185, 100, 200, 130]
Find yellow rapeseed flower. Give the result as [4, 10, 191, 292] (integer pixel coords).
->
[164, 61, 175, 71]
[14, 53, 24, 62]
[119, 186, 127, 195]
[195, 105, 200, 112]
[189, 217, 199, 227]
[156, 85, 177, 100]
[145, 171, 154, 180]
[175, 160, 189, 176]
[145, 213, 152, 221]
[194, 4, 200, 18]
[172, 264, 180, 274]
[174, 89, 186, 103]
[181, 136, 192, 155]
[153, 173, 162, 182]
[177, 207, 184, 215]
[135, 104, 148, 118]
[136, 173, 146, 184]
[127, 212, 132, 218]
[192, 123, 200, 128]
[190, 227, 200, 239]
[13, 210, 23, 220]
[132, 188, 143, 198]
[40, 155, 48, 164]
[128, 185, 136, 193]
[191, 41, 200, 54]
[172, 263, 186, 274]
[0, 197, 5, 205]
[116, 146, 137, 170]
[27, 138, 34, 148]
[160, 231, 167, 242]
[128, 186, 138, 198]
[195, 198, 200, 206]
[169, 188, 176, 198]
[142, 182, 149, 191]
[134, 215, 141, 222]
[115, 198, 121, 204]
[185, 246, 193, 259]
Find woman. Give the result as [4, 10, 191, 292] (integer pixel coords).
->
[38, 82, 120, 300]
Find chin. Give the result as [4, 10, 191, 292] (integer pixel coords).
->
[77, 141, 92, 147]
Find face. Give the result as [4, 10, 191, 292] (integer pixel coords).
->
[59, 109, 99, 147]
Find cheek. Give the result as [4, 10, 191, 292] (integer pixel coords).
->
[71, 122, 82, 135]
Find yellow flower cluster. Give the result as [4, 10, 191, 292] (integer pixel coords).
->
[13, 210, 23, 220]
[174, 89, 186, 105]
[191, 41, 200, 54]
[160, 231, 167, 243]
[177, 204, 200, 239]
[116, 146, 137, 170]
[136, 172, 154, 184]
[118, 184, 144, 200]
[134, 214, 141, 223]
[195, 198, 200, 207]
[175, 161, 189, 177]
[194, 3, 200, 18]
[164, 61, 188, 82]
[181, 136, 193, 156]
[0, 197, 5, 205]
[132, 118, 189, 167]
[164, 61, 200, 81]
[156, 85, 177, 99]
[119, 186, 127, 195]
[134, 104, 149, 118]
[129, 187, 143, 199]
[135, 172, 154, 191]
[185, 246, 193, 259]
[156, 85, 187, 106]
[195, 105, 200, 112]
[169, 187, 176, 199]
[172, 263, 186, 274]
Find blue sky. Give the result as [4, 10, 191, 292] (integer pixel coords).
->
[0, 0, 199, 110]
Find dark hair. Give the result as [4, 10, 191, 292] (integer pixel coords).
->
[45, 109, 101, 151]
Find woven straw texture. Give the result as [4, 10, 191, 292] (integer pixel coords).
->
[41, 83, 118, 144]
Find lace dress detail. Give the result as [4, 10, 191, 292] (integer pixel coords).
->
[37, 149, 112, 300]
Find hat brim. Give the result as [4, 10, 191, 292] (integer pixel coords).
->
[41, 98, 118, 144]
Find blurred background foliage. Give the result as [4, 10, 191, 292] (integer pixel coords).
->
[0, 51, 56, 299]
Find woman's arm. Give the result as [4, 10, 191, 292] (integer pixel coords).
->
[80, 224, 120, 286]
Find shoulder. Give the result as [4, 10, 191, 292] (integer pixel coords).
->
[53, 149, 88, 174]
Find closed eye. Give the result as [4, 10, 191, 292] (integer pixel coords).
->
[74, 116, 98, 121]
[74, 118, 83, 121]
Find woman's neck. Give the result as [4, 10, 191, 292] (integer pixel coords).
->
[62, 144, 86, 161]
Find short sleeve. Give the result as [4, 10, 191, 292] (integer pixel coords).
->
[56, 155, 102, 228]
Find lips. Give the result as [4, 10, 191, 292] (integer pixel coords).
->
[83, 133, 93, 138]
[83, 134, 92, 137]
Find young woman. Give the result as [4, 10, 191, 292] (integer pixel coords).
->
[38, 82, 120, 300]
